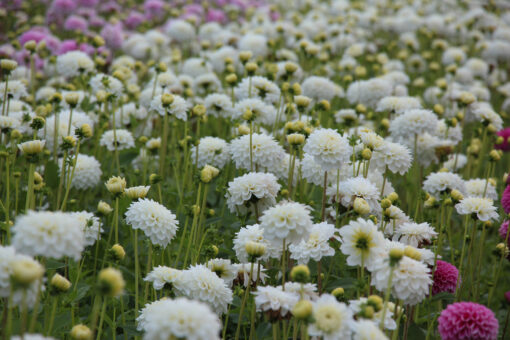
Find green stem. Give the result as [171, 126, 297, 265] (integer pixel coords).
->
[235, 262, 254, 340]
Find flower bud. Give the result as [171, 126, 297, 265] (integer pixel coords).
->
[97, 201, 113, 215]
[332, 287, 345, 301]
[450, 189, 464, 202]
[404, 246, 421, 261]
[11, 258, 44, 287]
[92, 35, 105, 48]
[245, 241, 266, 260]
[284, 62, 298, 74]
[367, 295, 383, 312]
[225, 73, 237, 85]
[353, 197, 370, 215]
[110, 244, 126, 261]
[381, 118, 390, 129]
[387, 192, 399, 203]
[433, 104, 444, 115]
[361, 148, 372, 160]
[319, 100, 330, 111]
[125, 185, 150, 199]
[149, 173, 162, 184]
[161, 93, 174, 107]
[30, 116, 45, 131]
[65, 92, 80, 107]
[292, 300, 313, 320]
[24, 40, 37, 52]
[459, 92, 475, 105]
[239, 51, 252, 63]
[18, 140, 45, 157]
[192, 104, 206, 117]
[389, 248, 404, 266]
[295, 95, 311, 109]
[200, 165, 220, 183]
[62, 135, 76, 149]
[238, 125, 250, 135]
[0, 59, 17, 72]
[489, 150, 500, 162]
[50, 273, 71, 293]
[105, 176, 126, 195]
[242, 109, 253, 121]
[380, 198, 392, 209]
[287, 133, 305, 146]
[71, 324, 93, 340]
[98, 267, 125, 297]
[290, 265, 310, 283]
[245, 62, 258, 75]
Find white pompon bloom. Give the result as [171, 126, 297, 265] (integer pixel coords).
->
[11, 334, 55, 340]
[204, 93, 234, 118]
[144, 266, 182, 290]
[0, 80, 27, 100]
[253, 285, 299, 317]
[370, 255, 431, 306]
[191, 136, 230, 169]
[173, 265, 233, 314]
[301, 153, 329, 186]
[225, 172, 280, 214]
[301, 76, 343, 101]
[71, 211, 103, 247]
[137, 297, 221, 340]
[303, 128, 351, 171]
[234, 98, 278, 125]
[0, 246, 17, 297]
[455, 197, 499, 222]
[339, 218, 385, 271]
[40, 110, 94, 151]
[234, 77, 281, 105]
[443, 154, 467, 171]
[150, 94, 189, 121]
[376, 96, 421, 114]
[12, 211, 85, 260]
[206, 258, 238, 287]
[389, 109, 438, 140]
[60, 154, 102, 190]
[423, 171, 465, 198]
[235, 263, 269, 287]
[233, 224, 279, 262]
[329, 177, 380, 213]
[125, 199, 179, 247]
[280, 282, 319, 301]
[100, 129, 135, 151]
[464, 179, 498, 201]
[308, 294, 353, 340]
[56, 50, 94, 77]
[393, 222, 437, 247]
[289, 222, 338, 264]
[372, 141, 413, 175]
[351, 319, 389, 340]
[90, 73, 123, 96]
[229, 133, 285, 172]
[348, 298, 396, 331]
[260, 201, 313, 246]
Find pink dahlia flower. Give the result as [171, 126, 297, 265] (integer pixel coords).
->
[438, 302, 498, 340]
[500, 220, 510, 246]
[432, 260, 459, 295]
[495, 127, 510, 151]
[502, 185, 510, 214]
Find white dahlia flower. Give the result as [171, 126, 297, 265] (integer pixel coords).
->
[253, 285, 299, 317]
[464, 178, 498, 200]
[90, 73, 123, 96]
[234, 98, 278, 126]
[174, 265, 233, 314]
[100, 129, 135, 151]
[455, 197, 499, 222]
[303, 128, 351, 172]
[204, 93, 234, 118]
[233, 224, 279, 262]
[137, 297, 221, 340]
[389, 109, 438, 140]
[12, 211, 85, 260]
[372, 141, 413, 175]
[423, 171, 465, 198]
[71, 211, 103, 247]
[150, 94, 189, 121]
[206, 258, 238, 287]
[59, 154, 102, 190]
[56, 51, 94, 77]
[226, 172, 280, 214]
[376, 96, 421, 114]
[125, 199, 179, 247]
[234, 76, 281, 105]
[289, 222, 338, 264]
[351, 319, 389, 340]
[302, 76, 343, 101]
[191, 136, 230, 169]
[393, 222, 437, 247]
[308, 294, 353, 340]
[260, 201, 313, 246]
[229, 133, 285, 172]
[329, 176, 381, 213]
[144, 266, 182, 290]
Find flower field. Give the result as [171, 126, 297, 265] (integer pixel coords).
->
[0, 0, 510, 339]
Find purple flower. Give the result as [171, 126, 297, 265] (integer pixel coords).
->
[125, 11, 146, 29]
[500, 220, 510, 246]
[144, 0, 166, 20]
[78, 0, 99, 6]
[206, 9, 227, 24]
[64, 15, 89, 32]
[101, 23, 124, 50]
[89, 16, 106, 28]
[503, 185, 510, 214]
[51, 0, 77, 14]
[432, 260, 459, 295]
[58, 40, 79, 55]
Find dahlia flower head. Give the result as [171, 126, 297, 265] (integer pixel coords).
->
[252, 285, 299, 318]
[12, 211, 85, 260]
[303, 128, 352, 171]
[234, 263, 269, 287]
[301, 76, 343, 101]
[206, 258, 238, 287]
[233, 224, 280, 262]
[371, 255, 432, 305]
[372, 140, 413, 175]
[59, 154, 102, 190]
[432, 260, 459, 295]
[203, 93, 234, 118]
[438, 302, 498, 340]
[144, 265, 182, 290]
[464, 178, 498, 201]
[389, 109, 439, 141]
[38, 110, 94, 151]
[90, 73, 123, 97]
[455, 197, 499, 222]
[125, 199, 179, 247]
[328, 176, 380, 214]
[393, 221, 437, 247]
[289, 222, 338, 264]
[376, 96, 422, 114]
[56, 50, 95, 78]
[229, 133, 285, 172]
[99, 129, 135, 151]
[137, 297, 221, 340]
[234, 76, 281, 105]
[11, 335, 55, 340]
[348, 297, 396, 331]
[233, 98, 278, 126]
[502, 185, 510, 214]
[351, 319, 389, 340]
[149, 94, 189, 121]
[499, 220, 510, 246]
[71, 211, 103, 247]
[191, 136, 230, 169]
[308, 294, 353, 340]
[423, 171, 466, 199]
[260, 201, 313, 246]
[225, 172, 281, 214]
[495, 127, 510, 151]
[173, 264, 233, 314]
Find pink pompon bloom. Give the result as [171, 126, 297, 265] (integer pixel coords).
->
[432, 260, 459, 295]
[503, 185, 510, 214]
[101, 23, 124, 50]
[125, 11, 146, 29]
[51, 0, 77, 13]
[64, 15, 89, 32]
[500, 220, 510, 246]
[58, 40, 79, 55]
[89, 16, 106, 28]
[144, 0, 166, 20]
[19, 28, 49, 45]
[438, 302, 498, 340]
[495, 127, 510, 151]
[78, 0, 99, 6]
[206, 9, 227, 24]
[505, 291, 510, 303]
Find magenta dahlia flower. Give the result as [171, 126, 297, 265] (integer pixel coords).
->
[495, 127, 510, 152]
[432, 260, 459, 295]
[502, 186, 510, 214]
[500, 220, 510, 246]
[438, 302, 498, 340]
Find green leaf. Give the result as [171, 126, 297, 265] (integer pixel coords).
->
[45, 160, 60, 188]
